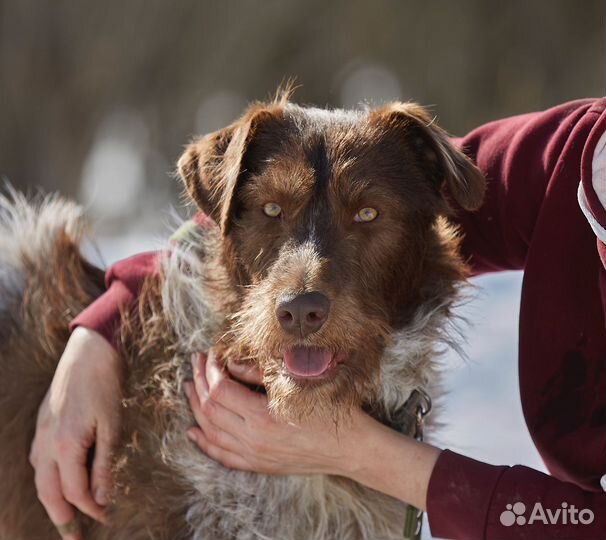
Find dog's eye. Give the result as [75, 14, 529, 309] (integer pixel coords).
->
[263, 202, 282, 218]
[354, 207, 378, 223]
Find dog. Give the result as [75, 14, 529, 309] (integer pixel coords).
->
[0, 90, 485, 540]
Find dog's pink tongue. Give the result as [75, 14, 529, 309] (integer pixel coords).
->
[283, 347, 333, 377]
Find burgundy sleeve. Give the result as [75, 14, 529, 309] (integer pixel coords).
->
[428, 450, 606, 540]
[69, 251, 160, 345]
[427, 99, 606, 540]
[69, 214, 214, 346]
[451, 98, 605, 277]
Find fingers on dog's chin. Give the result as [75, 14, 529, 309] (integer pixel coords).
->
[227, 362, 263, 385]
[187, 427, 201, 441]
[188, 428, 218, 458]
[191, 352, 209, 380]
[187, 427, 206, 451]
[185, 385, 203, 421]
[207, 348, 221, 365]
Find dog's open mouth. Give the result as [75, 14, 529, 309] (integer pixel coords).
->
[282, 347, 341, 379]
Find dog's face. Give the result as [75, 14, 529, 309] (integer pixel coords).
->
[178, 96, 484, 420]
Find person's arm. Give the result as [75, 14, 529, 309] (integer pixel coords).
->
[69, 212, 215, 344]
[424, 97, 606, 540]
[30, 326, 121, 540]
[31, 214, 215, 539]
[68, 251, 160, 345]
[30, 252, 160, 540]
[426, 450, 606, 540]
[32, 215, 213, 538]
[451, 99, 601, 273]
[184, 351, 442, 511]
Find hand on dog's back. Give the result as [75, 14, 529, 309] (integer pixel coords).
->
[30, 327, 121, 540]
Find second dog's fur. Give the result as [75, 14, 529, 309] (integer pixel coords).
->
[0, 92, 484, 540]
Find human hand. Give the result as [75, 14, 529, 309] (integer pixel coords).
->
[29, 327, 122, 539]
[184, 351, 371, 477]
[184, 350, 441, 510]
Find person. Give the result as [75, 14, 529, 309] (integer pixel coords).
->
[29, 98, 606, 540]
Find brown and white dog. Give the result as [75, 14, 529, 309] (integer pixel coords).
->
[0, 91, 484, 540]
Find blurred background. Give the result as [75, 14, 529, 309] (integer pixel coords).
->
[1, 1, 604, 537]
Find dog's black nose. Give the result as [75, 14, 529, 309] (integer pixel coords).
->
[276, 292, 330, 337]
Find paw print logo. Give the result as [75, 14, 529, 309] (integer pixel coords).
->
[499, 502, 527, 526]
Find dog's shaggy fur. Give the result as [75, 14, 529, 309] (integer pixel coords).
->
[0, 94, 484, 540]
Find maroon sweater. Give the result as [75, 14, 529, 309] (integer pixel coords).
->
[72, 99, 606, 540]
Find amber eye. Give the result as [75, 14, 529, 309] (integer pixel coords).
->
[263, 202, 282, 218]
[354, 207, 378, 223]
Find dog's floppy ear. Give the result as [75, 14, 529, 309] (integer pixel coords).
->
[177, 104, 284, 234]
[370, 103, 486, 211]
